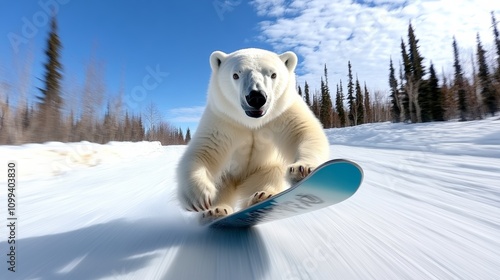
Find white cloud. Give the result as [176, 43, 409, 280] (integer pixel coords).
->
[167, 106, 205, 123]
[251, 0, 500, 94]
[251, 0, 289, 16]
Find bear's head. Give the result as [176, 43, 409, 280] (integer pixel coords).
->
[208, 48, 298, 128]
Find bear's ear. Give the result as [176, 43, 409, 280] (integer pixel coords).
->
[210, 51, 228, 71]
[279, 51, 298, 72]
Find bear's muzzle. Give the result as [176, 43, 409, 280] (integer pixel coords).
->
[244, 90, 267, 118]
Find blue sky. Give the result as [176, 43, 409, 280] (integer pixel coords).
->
[1, 0, 499, 133]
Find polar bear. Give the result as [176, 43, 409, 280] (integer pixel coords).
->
[176, 48, 329, 221]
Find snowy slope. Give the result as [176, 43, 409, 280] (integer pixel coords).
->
[1, 118, 499, 280]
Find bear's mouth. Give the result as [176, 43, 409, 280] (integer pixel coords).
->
[242, 89, 268, 118]
[245, 110, 267, 118]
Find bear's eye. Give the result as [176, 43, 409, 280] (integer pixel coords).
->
[271, 73, 277, 79]
[233, 73, 239, 80]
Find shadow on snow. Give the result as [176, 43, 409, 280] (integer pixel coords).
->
[2, 218, 269, 280]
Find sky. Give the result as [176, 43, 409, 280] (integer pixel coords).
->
[1, 0, 500, 133]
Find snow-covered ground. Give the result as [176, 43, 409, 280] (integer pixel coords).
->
[1, 118, 499, 280]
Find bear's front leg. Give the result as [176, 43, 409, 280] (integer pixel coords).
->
[199, 183, 237, 222]
[281, 104, 330, 184]
[177, 124, 238, 215]
[177, 163, 216, 212]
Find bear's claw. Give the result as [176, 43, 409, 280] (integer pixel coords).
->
[200, 205, 233, 222]
[185, 194, 213, 212]
[287, 163, 315, 183]
[248, 191, 274, 206]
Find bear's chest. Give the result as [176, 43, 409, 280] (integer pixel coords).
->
[227, 126, 287, 174]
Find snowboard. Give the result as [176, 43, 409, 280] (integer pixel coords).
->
[208, 159, 363, 228]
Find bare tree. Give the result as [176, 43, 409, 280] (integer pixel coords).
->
[143, 101, 161, 140]
[61, 74, 81, 142]
[12, 49, 34, 144]
[469, 52, 483, 119]
[0, 82, 13, 144]
[372, 90, 388, 122]
[78, 55, 106, 142]
[102, 83, 125, 143]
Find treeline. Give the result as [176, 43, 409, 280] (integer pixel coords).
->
[300, 11, 500, 128]
[0, 16, 189, 146]
[299, 62, 391, 128]
[389, 12, 500, 123]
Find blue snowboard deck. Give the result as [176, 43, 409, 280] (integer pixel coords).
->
[208, 159, 363, 228]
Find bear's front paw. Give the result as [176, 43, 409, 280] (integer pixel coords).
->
[287, 163, 315, 183]
[200, 204, 234, 223]
[179, 187, 216, 213]
[247, 191, 275, 207]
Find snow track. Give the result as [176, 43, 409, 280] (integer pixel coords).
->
[1, 118, 499, 279]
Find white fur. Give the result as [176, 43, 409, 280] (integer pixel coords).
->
[176, 48, 329, 218]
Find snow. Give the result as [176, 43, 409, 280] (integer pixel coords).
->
[1, 118, 499, 279]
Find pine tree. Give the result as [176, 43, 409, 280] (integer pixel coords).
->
[477, 33, 498, 116]
[311, 90, 321, 119]
[407, 23, 426, 122]
[304, 81, 311, 107]
[399, 62, 410, 121]
[320, 65, 333, 128]
[123, 111, 131, 141]
[492, 12, 500, 81]
[428, 63, 445, 121]
[102, 103, 113, 142]
[36, 16, 63, 142]
[401, 39, 412, 82]
[347, 61, 355, 125]
[453, 37, 468, 121]
[178, 128, 184, 144]
[389, 58, 401, 122]
[185, 127, 191, 144]
[408, 24, 425, 81]
[22, 105, 31, 132]
[319, 78, 328, 127]
[130, 115, 145, 142]
[355, 78, 364, 125]
[138, 115, 145, 141]
[335, 80, 346, 127]
[297, 84, 303, 97]
[469, 52, 483, 119]
[400, 39, 414, 122]
[419, 79, 432, 122]
[364, 82, 372, 123]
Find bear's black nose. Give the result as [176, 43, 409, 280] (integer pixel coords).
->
[246, 90, 267, 109]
